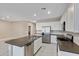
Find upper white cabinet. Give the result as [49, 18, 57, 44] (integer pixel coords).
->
[66, 4, 74, 32]
[74, 4, 79, 33]
[60, 4, 74, 32]
[36, 22, 61, 33]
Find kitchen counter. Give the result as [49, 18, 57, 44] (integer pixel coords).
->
[5, 36, 42, 47]
[51, 30, 79, 37]
[58, 40, 79, 54]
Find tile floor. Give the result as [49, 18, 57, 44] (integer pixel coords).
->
[35, 43, 57, 56]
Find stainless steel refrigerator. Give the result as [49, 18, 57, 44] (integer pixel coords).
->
[42, 26, 51, 44]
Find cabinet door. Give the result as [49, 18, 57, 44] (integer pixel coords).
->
[51, 35, 57, 44]
[0, 42, 9, 56]
[8, 45, 24, 56]
[13, 46, 24, 56]
[74, 36, 79, 46]
[34, 37, 42, 54]
[74, 4, 79, 32]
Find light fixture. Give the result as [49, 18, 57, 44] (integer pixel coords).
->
[48, 11, 51, 14]
[6, 16, 10, 19]
[41, 8, 46, 10]
[32, 20, 36, 23]
[34, 13, 37, 16]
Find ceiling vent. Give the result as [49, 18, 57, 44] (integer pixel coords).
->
[41, 8, 46, 10]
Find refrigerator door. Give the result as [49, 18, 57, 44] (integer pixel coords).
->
[42, 26, 50, 33]
[42, 34, 51, 43]
[42, 26, 51, 43]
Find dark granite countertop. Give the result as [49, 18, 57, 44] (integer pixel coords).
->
[5, 36, 42, 47]
[58, 40, 79, 54]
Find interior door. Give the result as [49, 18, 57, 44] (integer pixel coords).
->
[28, 26, 31, 36]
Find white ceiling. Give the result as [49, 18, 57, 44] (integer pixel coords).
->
[0, 3, 70, 22]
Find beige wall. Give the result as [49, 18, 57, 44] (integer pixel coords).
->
[0, 20, 13, 36]
[11, 21, 28, 35]
[0, 20, 36, 36]
[12, 21, 36, 35]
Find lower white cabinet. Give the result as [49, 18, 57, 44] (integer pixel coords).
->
[8, 42, 34, 56]
[8, 37, 42, 56]
[74, 36, 79, 46]
[8, 44, 27, 56]
[51, 35, 57, 44]
[8, 45, 24, 56]
[34, 37, 42, 54]
[0, 42, 9, 56]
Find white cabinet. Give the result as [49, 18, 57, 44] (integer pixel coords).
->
[74, 4, 79, 32]
[8, 42, 34, 56]
[34, 37, 42, 54]
[8, 37, 42, 56]
[8, 44, 24, 56]
[0, 42, 9, 56]
[74, 36, 79, 46]
[66, 4, 74, 32]
[51, 35, 57, 44]
[60, 4, 74, 32]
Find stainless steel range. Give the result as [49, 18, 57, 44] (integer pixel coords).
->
[42, 26, 51, 44]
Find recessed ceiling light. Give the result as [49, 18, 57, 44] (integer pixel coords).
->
[32, 20, 36, 23]
[41, 8, 46, 10]
[34, 13, 37, 16]
[48, 11, 51, 14]
[6, 16, 10, 19]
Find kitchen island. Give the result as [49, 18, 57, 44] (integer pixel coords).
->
[5, 35, 42, 56]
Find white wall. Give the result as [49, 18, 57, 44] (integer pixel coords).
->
[36, 21, 61, 33]
[60, 4, 74, 32]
